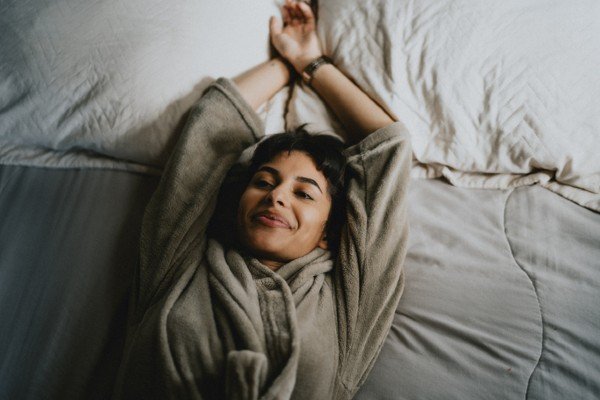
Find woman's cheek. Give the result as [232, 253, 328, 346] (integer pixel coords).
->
[237, 190, 256, 236]
[302, 205, 325, 228]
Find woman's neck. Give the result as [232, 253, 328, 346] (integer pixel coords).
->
[259, 258, 284, 271]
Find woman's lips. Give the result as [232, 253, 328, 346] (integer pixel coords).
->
[253, 211, 291, 228]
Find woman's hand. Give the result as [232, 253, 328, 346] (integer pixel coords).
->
[236, 1, 392, 132]
[270, 0, 323, 73]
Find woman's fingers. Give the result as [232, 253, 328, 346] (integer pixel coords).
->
[281, 0, 314, 29]
[283, 0, 294, 20]
[282, 4, 291, 24]
[297, 1, 314, 21]
[285, 0, 302, 22]
[270, 15, 283, 36]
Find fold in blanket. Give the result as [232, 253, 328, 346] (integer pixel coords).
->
[113, 78, 412, 399]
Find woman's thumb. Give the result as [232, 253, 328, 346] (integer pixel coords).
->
[269, 16, 282, 36]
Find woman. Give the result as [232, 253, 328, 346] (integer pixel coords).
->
[114, 1, 411, 399]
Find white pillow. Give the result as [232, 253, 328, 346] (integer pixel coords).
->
[287, 0, 600, 210]
[0, 0, 286, 173]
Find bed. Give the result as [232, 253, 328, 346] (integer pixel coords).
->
[1, 0, 599, 399]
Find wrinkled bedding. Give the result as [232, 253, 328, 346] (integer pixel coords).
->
[0, 0, 287, 173]
[288, 0, 600, 210]
[2, 0, 598, 210]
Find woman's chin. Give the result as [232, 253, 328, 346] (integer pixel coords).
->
[241, 232, 285, 259]
[248, 241, 285, 260]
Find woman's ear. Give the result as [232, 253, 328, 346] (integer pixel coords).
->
[317, 229, 328, 250]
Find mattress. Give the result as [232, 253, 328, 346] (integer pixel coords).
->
[1, 165, 598, 399]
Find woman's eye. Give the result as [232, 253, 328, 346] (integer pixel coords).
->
[254, 180, 272, 188]
[296, 191, 313, 200]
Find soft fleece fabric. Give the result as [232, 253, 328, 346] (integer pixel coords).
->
[113, 78, 411, 399]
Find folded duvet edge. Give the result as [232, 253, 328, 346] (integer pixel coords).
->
[411, 163, 600, 213]
[0, 144, 163, 175]
[4, 140, 598, 213]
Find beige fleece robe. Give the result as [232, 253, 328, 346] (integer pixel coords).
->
[113, 77, 411, 399]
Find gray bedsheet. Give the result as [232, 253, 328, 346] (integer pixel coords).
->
[1, 166, 599, 399]
[356, 180, 600, 399]
[0, 165, 158, 399]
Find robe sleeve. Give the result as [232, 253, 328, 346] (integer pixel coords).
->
[133, 77, 264, 316]
[334, 122, 412, 397]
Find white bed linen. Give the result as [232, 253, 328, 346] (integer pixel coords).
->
[287, 0, 600, 211]
[0, 0, 286, 174]
[4, 0, 598, 210]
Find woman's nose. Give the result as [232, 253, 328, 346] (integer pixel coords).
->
[265, 186, 288, 207]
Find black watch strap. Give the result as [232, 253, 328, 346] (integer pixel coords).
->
[301, 55, 333, 85]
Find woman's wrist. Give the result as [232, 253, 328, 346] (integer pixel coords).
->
[291, 54, 324, 74]
[270, 56, 294, 84]
[299, 55, 333, 85]
[232, 57, 293, 111]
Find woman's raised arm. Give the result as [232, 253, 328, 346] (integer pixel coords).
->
[233, 57, 291, 111]
[301, 60, 395, 145]
[271, 0, 395, 145]
[234, 0, 395, 143]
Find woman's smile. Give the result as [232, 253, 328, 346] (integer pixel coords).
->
[253, 210, 292, 228]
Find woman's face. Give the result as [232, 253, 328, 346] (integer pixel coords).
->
[237, 150, 332, 269]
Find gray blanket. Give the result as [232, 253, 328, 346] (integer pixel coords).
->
[113, 78, 411, 399]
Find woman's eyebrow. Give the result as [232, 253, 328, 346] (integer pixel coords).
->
[296, 177, 323, 193]
[257, 166, 323, 193]
[257, 166, 279, 175]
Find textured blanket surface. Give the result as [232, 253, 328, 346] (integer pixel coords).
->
[355, 180, 600, 399]
[5, 0, 596, 210]
[288, 0, 600, 211]
[0, 0, 286, 173]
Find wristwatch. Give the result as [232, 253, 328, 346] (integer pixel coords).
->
[301, 55, 333, 85]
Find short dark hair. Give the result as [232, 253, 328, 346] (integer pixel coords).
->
[248, 124, 346, 199]
[208, 124, 347, 256]
[247, 124, 346, 254]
